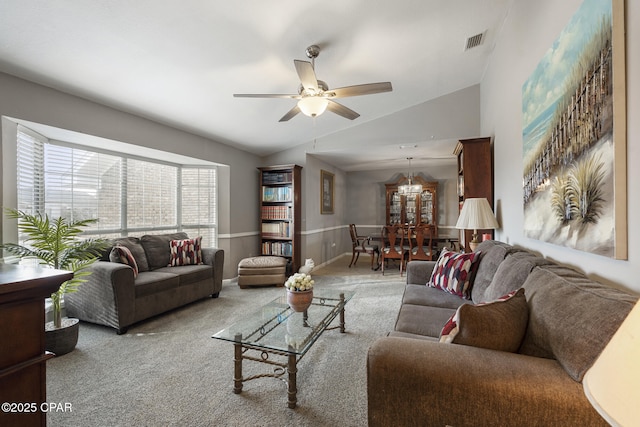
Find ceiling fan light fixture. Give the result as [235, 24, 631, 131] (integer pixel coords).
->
[298, 96, 328, 117]
[234, 45, 392, 121]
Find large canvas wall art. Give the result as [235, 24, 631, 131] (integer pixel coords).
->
[522, 0, 626, 259]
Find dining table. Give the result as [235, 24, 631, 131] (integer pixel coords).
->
[367, 226, 459, 271]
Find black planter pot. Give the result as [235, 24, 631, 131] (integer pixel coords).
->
[45, 318, 80, 356]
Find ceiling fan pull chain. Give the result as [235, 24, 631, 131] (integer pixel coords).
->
[312, 116, 317, 150]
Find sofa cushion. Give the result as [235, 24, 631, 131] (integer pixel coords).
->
[387, 330, 440, 342]
[154, 264, 212, 286]
[440, 289, 528, 353]
[477, 252, 550, 303]
[394, 304, 456, 338]
[402, 284, 470, 310]
[168, 236, 203, 266]
[520, 265, 637, 381]
[112, 237, 149, 272]
[470, 241, 511, 303]
[133, 271, 180, 298]
[109, 245, 139, 278]
[140, 232, 189, 270]
[428, 249, 479, 299]
[238, 256, 288, 269]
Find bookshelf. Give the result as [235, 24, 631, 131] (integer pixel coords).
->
[454, 137, 493, 252]
[258, 164, 302, 273]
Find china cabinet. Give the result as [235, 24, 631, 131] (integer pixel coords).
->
[385, 175, 438, 232]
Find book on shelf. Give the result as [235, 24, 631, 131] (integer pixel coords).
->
[262, 186, 291, 202]
[261, 221, 291, 238]
[262, 171, 293, 184]
[260, 205, 292, 219]
[261, 241, 293, 256]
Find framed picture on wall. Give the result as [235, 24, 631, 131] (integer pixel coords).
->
[321, 170, 334, 214]
[521, 0, 627, 259]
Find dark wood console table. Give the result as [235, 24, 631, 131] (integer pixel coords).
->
[0, 264, 73, 427]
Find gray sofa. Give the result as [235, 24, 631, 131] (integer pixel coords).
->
[66, 232, 224, 334]
[367, 240, 637, 426]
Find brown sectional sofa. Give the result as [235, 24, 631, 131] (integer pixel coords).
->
[367, 240, 637, 426]
[66, 232, 224, 334]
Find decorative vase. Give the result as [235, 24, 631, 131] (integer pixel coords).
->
[287, 289, 313, 312]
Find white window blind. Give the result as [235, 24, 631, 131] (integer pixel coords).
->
[16, 126, 45, 214]
[126, 158, 177, 231]
[181, 167, 217, 246]
[15, 127, 217, 247]
[43, 144, 122, 232]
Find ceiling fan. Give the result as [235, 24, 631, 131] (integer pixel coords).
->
[234, 45, 393, 122]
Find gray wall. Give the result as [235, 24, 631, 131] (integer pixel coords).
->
[481, 0, 640, 293]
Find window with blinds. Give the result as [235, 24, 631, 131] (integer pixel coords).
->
[181, 168, 217, 245]
[16, 126, 217, 247]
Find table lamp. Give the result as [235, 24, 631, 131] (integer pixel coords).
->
[583, 300, 640, 426]
[455, 198, 499, 251]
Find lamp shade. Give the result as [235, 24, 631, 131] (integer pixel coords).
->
[297, 96, 328, 117]
[583, 300, 640, 427]
[455, 198, 499, 230]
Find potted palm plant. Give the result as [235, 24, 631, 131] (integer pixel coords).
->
[1, 208, 107, 356]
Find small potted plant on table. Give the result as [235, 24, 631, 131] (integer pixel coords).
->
[1, 208, 107, 356]
[284, 272, 315, 312]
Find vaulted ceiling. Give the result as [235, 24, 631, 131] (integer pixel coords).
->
[0, 0, 511, 170]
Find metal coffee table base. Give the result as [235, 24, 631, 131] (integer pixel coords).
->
[232, 307, 347, 409]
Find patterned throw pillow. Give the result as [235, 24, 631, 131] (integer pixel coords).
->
[109, 245, 139, 278]
[168, 236, 203, 266]
[439, 289, 528, 353]
[427, 249, 479, 299]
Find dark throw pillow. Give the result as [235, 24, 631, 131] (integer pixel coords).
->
[428, 249, 480, 299]
[168, 236, 203, 266]
[109, 245, 139, 278]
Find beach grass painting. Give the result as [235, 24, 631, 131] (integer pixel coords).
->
[522, 0, 626, 259]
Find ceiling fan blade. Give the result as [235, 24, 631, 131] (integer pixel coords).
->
[294, 60, 319, 93]
[329, 82, 393, 98]
[279, 105, 301, 122]
[234, 93, 300, 99]
[327, 100, 360, 120]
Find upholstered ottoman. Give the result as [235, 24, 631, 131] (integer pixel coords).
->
[237, 256, 288, 288]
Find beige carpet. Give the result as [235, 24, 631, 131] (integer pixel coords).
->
[46, 255, 406, 426]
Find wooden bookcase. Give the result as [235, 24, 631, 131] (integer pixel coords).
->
[385, 175, 438, 232]
[454, 137, 494, 252]
[258, 164, 302, 273]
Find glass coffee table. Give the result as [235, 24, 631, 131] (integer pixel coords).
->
[212, 289, 355, 408]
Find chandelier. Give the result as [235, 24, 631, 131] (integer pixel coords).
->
[398, 157, 422, 196]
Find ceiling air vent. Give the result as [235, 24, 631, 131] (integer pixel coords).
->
[464, 31, 485, 51]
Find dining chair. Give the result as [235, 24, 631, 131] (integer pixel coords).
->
[348, 224, 379, 270]
[380, 225, 407, 276]
[408, 224, 435, 262]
